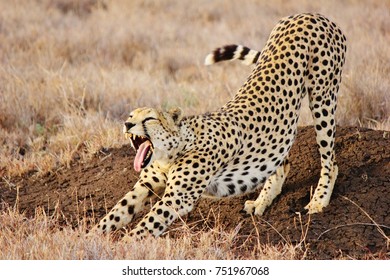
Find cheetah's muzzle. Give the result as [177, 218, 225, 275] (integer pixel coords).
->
[125, 133, 154, 172]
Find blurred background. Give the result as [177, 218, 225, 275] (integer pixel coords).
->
[0, 0, 389, 176]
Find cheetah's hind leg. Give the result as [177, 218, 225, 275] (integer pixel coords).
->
[304, 75, 340, 214]
[244, 156, 290, 216]
[304, 164, 338, 214]
[303, 109, 338, 214]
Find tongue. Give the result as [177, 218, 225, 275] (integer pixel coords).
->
[134, 141, 151, 172]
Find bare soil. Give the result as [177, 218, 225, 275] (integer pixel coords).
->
[1, 126, 389, 259]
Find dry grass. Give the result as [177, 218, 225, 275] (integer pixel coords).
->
[1, 201, 386, 260]
[0, 0, 389, 259]
[0, 205, 302, 260]
[0, 0, 389, 177]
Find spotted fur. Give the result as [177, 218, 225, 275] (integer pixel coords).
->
[91, 13, 347, 239]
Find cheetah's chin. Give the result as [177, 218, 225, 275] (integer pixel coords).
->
[125, 133, 154, 172]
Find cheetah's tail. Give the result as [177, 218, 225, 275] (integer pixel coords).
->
[204, 44, 260, 66]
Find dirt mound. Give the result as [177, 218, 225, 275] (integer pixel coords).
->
[1, 126, 389, 259]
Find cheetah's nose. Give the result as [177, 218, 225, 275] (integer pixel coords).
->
[124, 122, 135, 131]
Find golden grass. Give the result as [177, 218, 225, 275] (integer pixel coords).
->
[1, 201, 386, 260]
[0, 0, 389, 176]
[0, 205, 303, 260]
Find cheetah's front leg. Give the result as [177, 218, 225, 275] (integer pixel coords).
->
[125, 189, 201, 240]
[91, 169, 166, 234]
[123, 162, 209, 240]
[124, 196, 179, 240]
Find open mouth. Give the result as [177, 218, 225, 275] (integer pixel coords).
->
[125, 133, 154, 172]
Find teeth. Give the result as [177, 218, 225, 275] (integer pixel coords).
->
[124, 133, 154, 152]
[146, 149, 153, 159]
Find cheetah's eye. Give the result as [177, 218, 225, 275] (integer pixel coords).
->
[142, 117, 157, 123]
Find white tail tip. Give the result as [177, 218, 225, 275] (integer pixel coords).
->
[204, 53, 215, 66]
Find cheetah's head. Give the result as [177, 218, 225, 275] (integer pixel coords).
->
[123, 107, 183, 172]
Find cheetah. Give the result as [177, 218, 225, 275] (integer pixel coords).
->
[91, 13, 347, 239]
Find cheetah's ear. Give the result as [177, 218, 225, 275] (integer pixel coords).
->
[168, 107, 183, 124]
